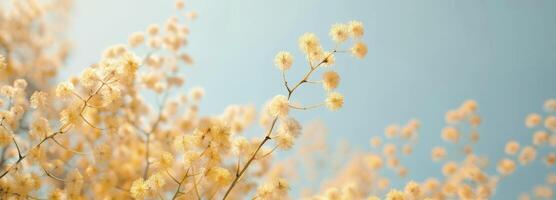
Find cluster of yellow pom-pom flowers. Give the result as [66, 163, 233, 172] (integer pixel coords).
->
[2, 0, 555, 199]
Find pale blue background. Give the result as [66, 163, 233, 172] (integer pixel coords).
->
[64, 0, 556, 199]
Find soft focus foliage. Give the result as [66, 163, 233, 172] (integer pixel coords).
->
[0, 1, 553, 200]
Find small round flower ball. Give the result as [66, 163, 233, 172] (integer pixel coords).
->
[544, 115, 556, 132]
[385, 189, 404, 200]
[128, 32, 145, 48]
[30, 91, 47, 109]
[441, 126, 460, 143]
[431, 146, 446, 161]
[382, 143, 397, 157]
[298, 33, 320, 54]
[366, 154, 383, 170]
[533, 131, 549, 146]
[545, 152, 556, 166]
[279, 117, 302, 138]
[545, 99, 556, 112]
[325, 92, 344, 111]
[175, 0, 185, 10]
[442, 161, 458, 176]
[269, 95, 289, 117]
[404, 181, 421, 198]
[55, 82, 74, 98]
[147, 24, 160, 36]
[349, 21, 364, 38]
[369, 136, 382, 148]
[469, 115, 481, 127]
[384, 125, 399, 138]
[351, 42, 368, 59]
[274, 51, 293, 71]
[461, 100, 478, 113]
[387, 157, 399, 168]
[276, 133, 294, 150]
[329, 23, 349, 43]
[518, 146, 537, 165]
[505, 140, 520, 155]
[526, 113, 542, 128]
[497, 158, 516, 176]
[188, 86, 205, 101]
[322, 71, 340, 91]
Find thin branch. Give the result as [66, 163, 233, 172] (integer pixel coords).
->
[221, 50, 338, 199]
[288, 103, 324, 110]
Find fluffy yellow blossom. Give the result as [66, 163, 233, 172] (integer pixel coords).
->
[405, 181, 421, 198]
[519, 146, 537, 165]
[147, 24, 160, 35]
[55, 82, 74, 98]
[175, 0, 185, 9]
[442, 162, 458, 176]
[279, 117, 302, 138]
[269, 95, 289, 117]
[298, 33, 320, 54]
[349, 21, 365, 38]
[60, 103, 82, 127]
[441, 126, 459, 143]
[274, 51, 293, 71]
[189, 86, 205, 101]
[276, 133, 294, 150]
[505, 140, 520, 155]
[351, 42, 368, 59]
[29, 117, 51, 139]
[65, 169, 84, 196]
[545, 99, 556, 112]
[326, 92, 344, 111]
[48, 188, 66, 200]
[497, 158, 516, 175]
[545, 116, 556, 132]
[330, 23, 349, 43]
[157, 151, 174, 170]
[533, 131, 549, 145]
[120, 52, 141, 78]
[130, 178, 149, 199]
[386, 189, 406, 200]
[366, 154, 383, 170]
[207, 167, 232, 186]
[30, 91, 47, 109]
[525, 113, 542, 127]
[322, 71, 340, 91]
[128, 32, 145, 47]
[146, 173, 166, 193]
[431, 146, 446, 161]
[370, 136, 382, 148]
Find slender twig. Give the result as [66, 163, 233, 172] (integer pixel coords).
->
[288, 103, 324, 110]
[221, 50, 337, 199]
